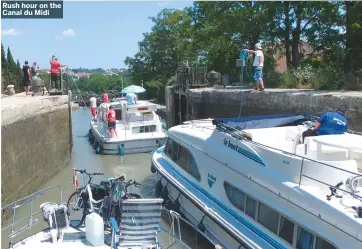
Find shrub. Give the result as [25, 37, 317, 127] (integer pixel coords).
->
[144, 80, 164, 101]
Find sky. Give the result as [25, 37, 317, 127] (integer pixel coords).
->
[1, 1, 193, 69]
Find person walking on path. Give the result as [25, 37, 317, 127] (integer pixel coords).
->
[243, 43, 265, 91]
[22, 61, 31, 95]
[50, 55, 67, 90]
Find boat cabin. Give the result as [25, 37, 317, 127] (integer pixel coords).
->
[95, 100, 161, 135]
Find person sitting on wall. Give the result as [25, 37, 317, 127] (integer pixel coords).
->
[125, 92, 137, 105]
[106, 105, 118, 138]
[302, 108, 348, 142]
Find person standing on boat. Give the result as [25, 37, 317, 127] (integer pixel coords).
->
[125, 92, 137, 105]
[89, 95, 97, 120]
[242, 43, 265, 91]
[107, 105, 118, 138]
[103, 90, 109, 103]
[302, 108, 348, 142]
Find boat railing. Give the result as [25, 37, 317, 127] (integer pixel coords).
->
[1, 185, 63, 248]
[215, 120, 362, 199]
[160, 206, 222, 249]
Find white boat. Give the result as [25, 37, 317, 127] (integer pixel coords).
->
[150, 114, 362, 249]
[89, 100, 167, 155]
[1, 185, 220, 249]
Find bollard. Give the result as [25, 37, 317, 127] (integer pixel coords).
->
[6, 85, 15, 95]
[31, 78, 45, 96]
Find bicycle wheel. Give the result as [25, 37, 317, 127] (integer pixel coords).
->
[67, 191, 87, 228]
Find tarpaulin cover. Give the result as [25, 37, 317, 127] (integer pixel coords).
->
[215, 114, 307, 130]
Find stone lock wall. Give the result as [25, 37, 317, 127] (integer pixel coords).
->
[1, 96, 71, 205]
[166, 87, 362, 131]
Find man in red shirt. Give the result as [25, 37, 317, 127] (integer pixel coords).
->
[106, 105, 118, 138]
[50, 56, 67, 90]
[103, 90, 109, 103]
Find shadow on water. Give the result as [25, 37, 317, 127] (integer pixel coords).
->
[2, 107, 215, 249]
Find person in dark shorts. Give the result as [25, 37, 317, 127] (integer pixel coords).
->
[106, 105, 118, 138]
[50, 56, 67, 90]
[302, 108, 348, 142]
[22, 61, 31, 95]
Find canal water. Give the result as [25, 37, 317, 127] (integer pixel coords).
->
[1, 107, 214, 249]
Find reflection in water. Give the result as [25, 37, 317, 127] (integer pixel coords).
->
[2, 108, 214, 249]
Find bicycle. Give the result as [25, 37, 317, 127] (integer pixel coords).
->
[67, 169, 110, 228]
[100, 178, 142, 229]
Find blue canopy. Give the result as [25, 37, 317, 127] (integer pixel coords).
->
[215, 114, 308, 130]
[120, 85, 146, 94]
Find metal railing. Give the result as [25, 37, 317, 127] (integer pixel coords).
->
[1, 185, 63, 248]
[160, 206, 221, 249]
[168, 121, 362, 242]
[48, 66, 69, 95]
[214, 119, 362, 185]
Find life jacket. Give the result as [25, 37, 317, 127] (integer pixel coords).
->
[107, 109, 116, 122]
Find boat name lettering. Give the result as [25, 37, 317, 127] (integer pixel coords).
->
[223, 138, 242, 153]
[207, 174, 216, 187]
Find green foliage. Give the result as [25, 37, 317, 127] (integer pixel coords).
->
[68, 73, 135, 94]
[144, 80, 164, 101]
[123, 1, 361, 102]
[1, 44, 23, 93]
[278, 65, 361, 91]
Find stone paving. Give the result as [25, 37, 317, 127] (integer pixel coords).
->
[1, 92, 69, 126]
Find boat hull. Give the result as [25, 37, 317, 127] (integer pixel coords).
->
[90, 125, 167, 154]
[151, 148, 278, 249]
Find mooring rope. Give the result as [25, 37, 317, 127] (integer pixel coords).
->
[238, 49, 252, 117]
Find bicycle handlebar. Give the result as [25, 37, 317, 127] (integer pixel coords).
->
[123, 180, 142, 188]
[75, 169, 104, 184]
[75, 169, 104, 176]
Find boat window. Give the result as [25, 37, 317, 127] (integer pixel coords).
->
[172, 143, 179, 162]
[245, 196, 257, 219]
[165, 139, 173, 158]
[296, 226, 315, 249]
[188, 153, 201, 181]
[224, 182, 246, 212]
[131, 125, 157, 134]
[178, 145, 189, 172]
[278, 216, 294, 245]
[258, 203, 279, 234]
[150, 125, 157, 132]
[115, 109, 122, 120]
[315, 237, 337, 249]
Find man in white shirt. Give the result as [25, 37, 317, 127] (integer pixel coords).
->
[243, 43, 265, 91]
[125, 92, 137, 105]
[89, 95, 97, 120]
